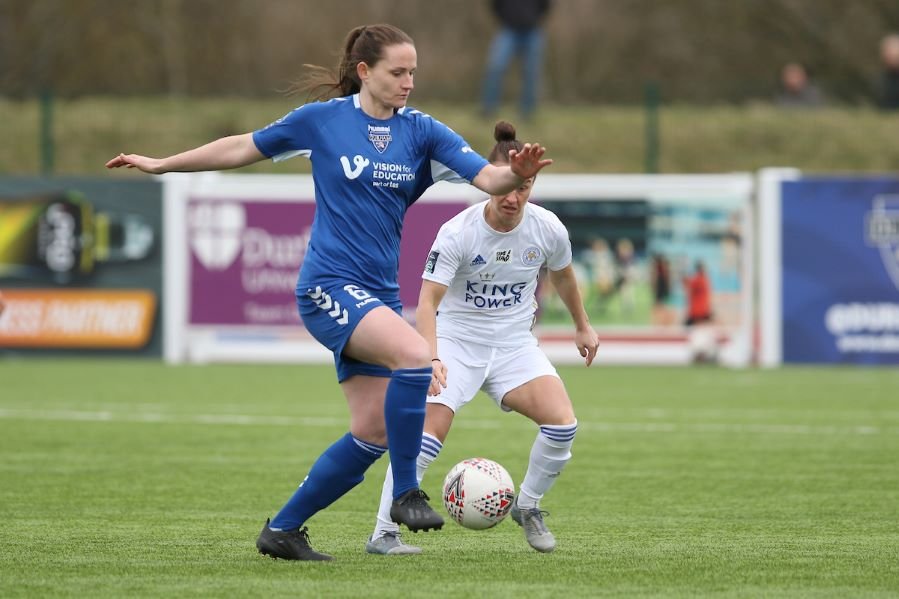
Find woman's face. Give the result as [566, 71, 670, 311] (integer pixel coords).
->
[359, 43, 417, 111]
[487, 174, 535, 229]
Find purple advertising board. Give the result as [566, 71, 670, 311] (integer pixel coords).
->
[187, 198, 468, 326]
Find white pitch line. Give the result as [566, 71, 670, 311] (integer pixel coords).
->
[0, 408, 345, 428]
[0, 408, 896, 436]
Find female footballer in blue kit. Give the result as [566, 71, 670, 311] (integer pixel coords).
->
[106, 24, 552, 561]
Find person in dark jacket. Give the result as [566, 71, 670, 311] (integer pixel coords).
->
[775, 62, 824, 108]
[879, 33, 899, 110]
[481, 0, 552, 120]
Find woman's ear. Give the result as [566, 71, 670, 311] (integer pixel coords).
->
[357, 62, 369, 83]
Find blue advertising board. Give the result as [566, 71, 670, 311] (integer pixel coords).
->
[781, 177, 899, 364]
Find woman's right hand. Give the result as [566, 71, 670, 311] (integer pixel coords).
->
[105, 153, 166, 174]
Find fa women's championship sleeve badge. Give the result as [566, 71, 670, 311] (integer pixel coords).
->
[425, 251, 440, 274]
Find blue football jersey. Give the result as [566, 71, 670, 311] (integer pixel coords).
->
[252, 95, 489, 299]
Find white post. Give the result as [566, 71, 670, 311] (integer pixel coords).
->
[162, 172, 192, 364]
[757, 168, 800, 368]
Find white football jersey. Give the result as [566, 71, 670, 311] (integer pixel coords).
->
[422, 200, 572, 347]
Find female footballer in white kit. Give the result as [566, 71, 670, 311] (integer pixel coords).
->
[366, 121, 599, 555]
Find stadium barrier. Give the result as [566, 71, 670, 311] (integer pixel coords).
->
[1, 177, 163, 356]
[758, 169, 899, 366]
[162, 172, 755, 367]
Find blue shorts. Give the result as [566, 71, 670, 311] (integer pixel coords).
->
[297, 280, 401, 382]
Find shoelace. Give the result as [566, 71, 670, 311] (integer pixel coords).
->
[404, 489, 431, 504]
[293, 526, 312, 544]
[523, 509, 551, 533]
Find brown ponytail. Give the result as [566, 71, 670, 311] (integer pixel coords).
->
[289, 24, 414, 101]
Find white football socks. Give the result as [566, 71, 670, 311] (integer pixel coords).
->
[517, 421, 578, 510]
[373, 432, 443, 538]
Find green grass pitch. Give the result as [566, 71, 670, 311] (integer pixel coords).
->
[1, 360, 897, 597]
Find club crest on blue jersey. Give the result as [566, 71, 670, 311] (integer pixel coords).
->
[368, 124, 392, 153]
[522, 246, 543, 266]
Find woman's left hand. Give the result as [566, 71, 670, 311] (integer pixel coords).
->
[509, 143, 553, 179]
[429, 359, 447, 396]
[575, 327, 600, 367]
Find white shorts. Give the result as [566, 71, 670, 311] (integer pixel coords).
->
[428, 336, 559, 413]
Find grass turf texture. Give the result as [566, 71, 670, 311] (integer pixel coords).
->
[1, 361, 897, 597]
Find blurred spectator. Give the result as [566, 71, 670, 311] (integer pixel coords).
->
[481, 0, 552, 120]
[614, 238, 636, 316]
[583, 237, 616, 313]
[775, 62, 824, 108]
[650, 254, 674, 326]
[682, 260, 717, 363]
[683, 260, 713, 326]
[879, 33, 899, 110]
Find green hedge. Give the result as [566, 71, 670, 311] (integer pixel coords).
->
[2, 97, 898, 175]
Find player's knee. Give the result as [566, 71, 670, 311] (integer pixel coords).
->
[538, 403, 576, 427]
[351, 426, 387, 447]
[349, 409, 388, 445]
[538, 420, 578, 449]
[387, 336, 430, 370]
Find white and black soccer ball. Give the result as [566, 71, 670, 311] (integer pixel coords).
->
[442, 457, 515, 530]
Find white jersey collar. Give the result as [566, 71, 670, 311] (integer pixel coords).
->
[352, 93, 405, 119]
[480, 200, 529, 236]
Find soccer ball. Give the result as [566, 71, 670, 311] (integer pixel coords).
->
[442, 457, 515, 530]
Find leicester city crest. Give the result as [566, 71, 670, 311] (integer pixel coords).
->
[368, 124, 392, 153]
[521, 246, 543, 266]
[866, 195, 899, 292]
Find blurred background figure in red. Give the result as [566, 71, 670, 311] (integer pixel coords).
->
[683, 260, 712, 327]
[683, 260, 717, 363]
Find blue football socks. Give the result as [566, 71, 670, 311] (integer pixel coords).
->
[384, 367, 431, 498]
[269, 433, 386, 531]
